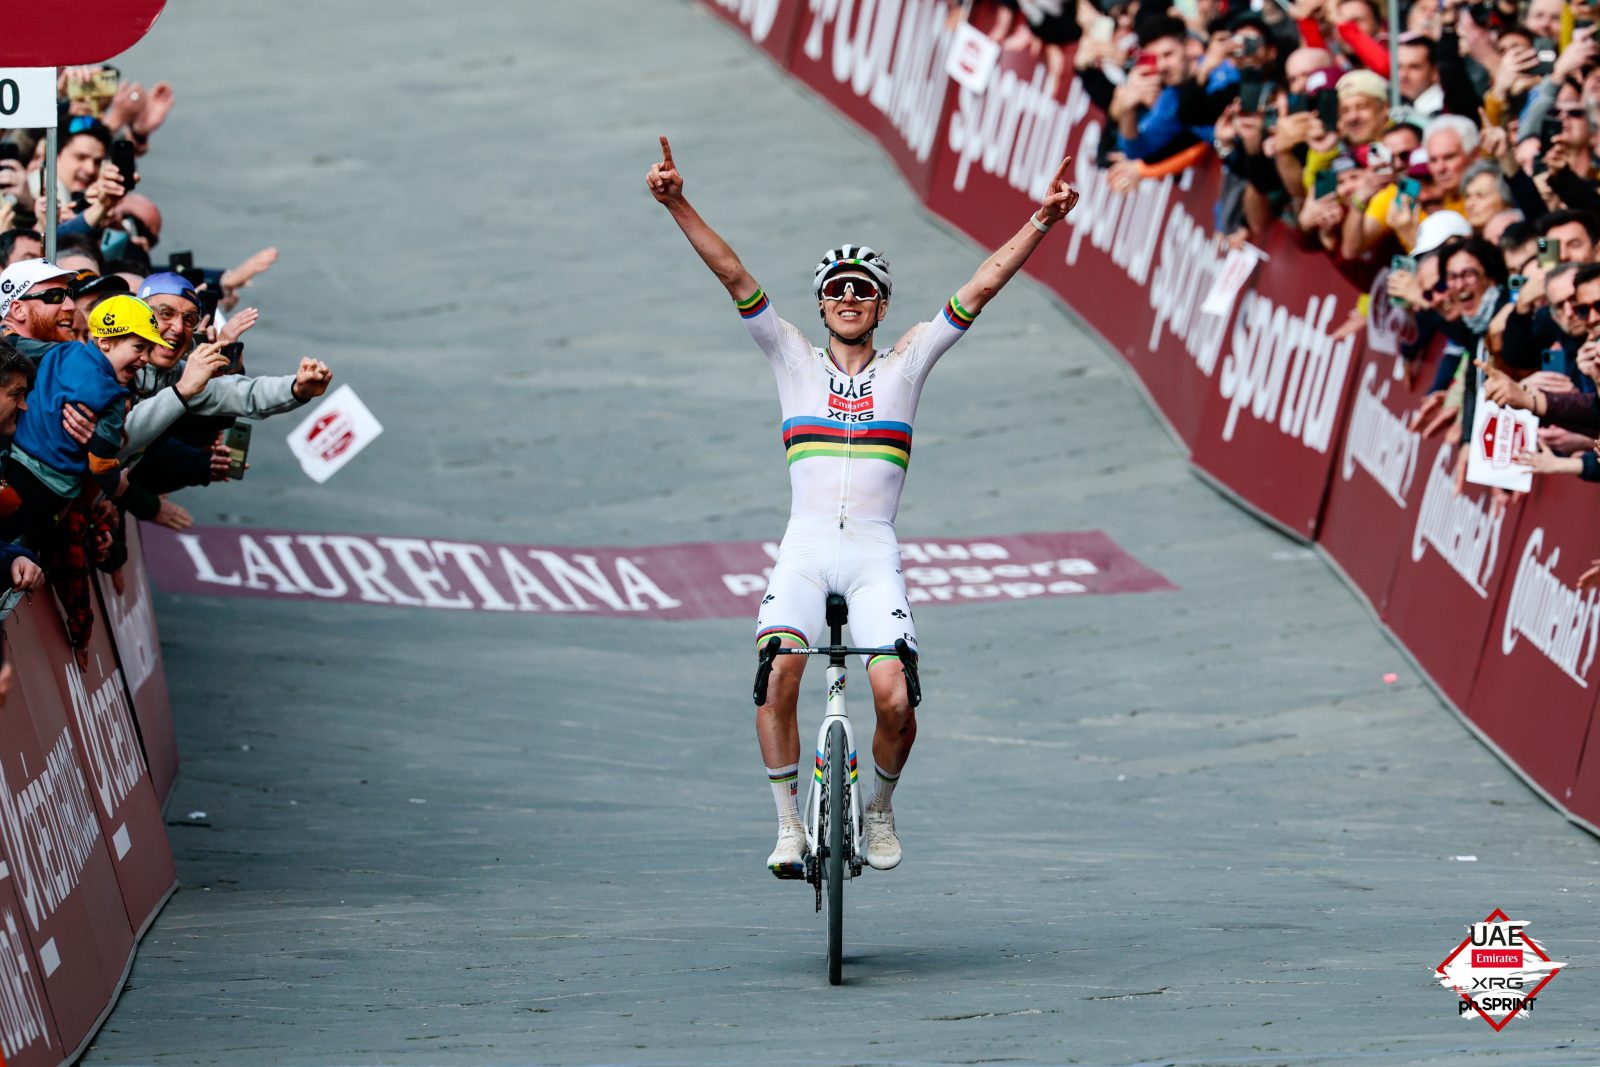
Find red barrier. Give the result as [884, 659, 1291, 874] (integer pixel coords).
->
[0, 857, 64, 1067]
[13, 596, 176, 937]
[701, 0, 806, 67]
[0, 610, 136, 1058]
[1380, 452, 1521, 708]
[784, 0, 958, 199]
[1318, 345, 1439, 611]
[1466, 476, 1600, 804]
[97, 521, 178, 806]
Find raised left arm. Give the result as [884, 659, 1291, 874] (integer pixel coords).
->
[954, 156, 1080, 316]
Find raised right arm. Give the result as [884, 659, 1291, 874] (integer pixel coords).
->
[648, 136, 758, 300]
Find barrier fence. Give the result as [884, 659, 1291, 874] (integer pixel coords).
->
[703, 0, 1600, 834]
[0, 528, 177, 1066]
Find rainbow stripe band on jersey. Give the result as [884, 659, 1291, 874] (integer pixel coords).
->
[941, 294, 975, 331]
[782, 417, 912, 469]
[757, 625, 808, 648]
[736, 289, 770, 319]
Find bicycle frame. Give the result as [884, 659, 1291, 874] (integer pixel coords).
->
[807, 657, 863, 876]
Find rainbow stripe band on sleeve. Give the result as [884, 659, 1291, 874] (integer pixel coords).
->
[757, 625, 808, 649]
[736, 288, 770, 319]
[941, 294, 975, 331]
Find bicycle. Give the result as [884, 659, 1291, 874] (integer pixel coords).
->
[753, 592, 921, 985]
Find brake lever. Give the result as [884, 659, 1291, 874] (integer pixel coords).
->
[753, 636, 781, 705]
[893, 638, 921, 708]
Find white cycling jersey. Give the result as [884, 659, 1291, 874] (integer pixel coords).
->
[736, 287, 976, 526]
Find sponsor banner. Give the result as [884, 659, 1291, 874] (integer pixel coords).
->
[921, 43, 1360, 534]
[13, 597, 175, 936]
[142, 524, 1174, 617]
[1468, 475, 1600, 805]
[1317, 345, 1437, 611]
[701, 0, 807, 66]
[786, 0, 959, 198]
[926, 47, 1211, 443]
[97, 521, 178, 805]
[1382, 442, 1522, 707]
[0, 856, 61, 1067]
[0, 608, 134, 1053]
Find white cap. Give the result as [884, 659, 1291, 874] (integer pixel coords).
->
[0, 259, 75, 319]
[1412, 209, 1473, 257]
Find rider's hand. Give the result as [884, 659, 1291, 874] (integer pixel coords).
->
[1033, 155, 1080, 227]
[647, 135, 684, 207]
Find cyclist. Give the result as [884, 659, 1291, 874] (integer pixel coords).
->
[647, 135, 1079, 878]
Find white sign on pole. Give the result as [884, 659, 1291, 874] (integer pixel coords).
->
[285, 384, 383, 484]
[1464, 395, 1537, 492]
[0, 69, 59, 129]
[945, 21, 1001, 93]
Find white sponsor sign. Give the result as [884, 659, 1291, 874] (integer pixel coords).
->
[944, 20, 1000, 93]
[1465, 395, 1536, 492]
[286, 384, 383, 484]
[0, 69, 58, 130]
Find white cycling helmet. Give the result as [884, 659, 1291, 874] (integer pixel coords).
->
[813, 244, 892, 299]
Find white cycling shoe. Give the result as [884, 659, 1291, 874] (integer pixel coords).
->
[863, 805, 902, 870]
[768, 823, 809, 879]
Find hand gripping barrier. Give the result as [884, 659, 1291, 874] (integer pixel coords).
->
[704, 0, 1600, 836]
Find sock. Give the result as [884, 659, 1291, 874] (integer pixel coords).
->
[767, 764, 801, 827]
[868, 766, 900, 811]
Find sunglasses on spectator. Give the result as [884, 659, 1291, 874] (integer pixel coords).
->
[1445, 269, 1483, 284]
[1573, 301, 1600, 320]
[1556, 107, 1590, 119]
[820, 275, 882, 301]
[17, 287, 69, 305]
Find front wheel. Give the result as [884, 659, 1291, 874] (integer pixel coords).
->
[826, 719, 847, 985]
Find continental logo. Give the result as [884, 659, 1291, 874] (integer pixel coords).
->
[1411, 443, 1504, 597]
[1341, 361, 1420, 506]
[1502, 528, 1600, 686]
[0, 728, 102, 932]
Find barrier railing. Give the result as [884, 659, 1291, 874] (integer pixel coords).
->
[0, 526, 177, 1066]
[703, 0, 1600, 836]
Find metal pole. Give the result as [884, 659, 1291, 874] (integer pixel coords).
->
[1388, 0, 1401, 110]
[44, 69, 57, 262]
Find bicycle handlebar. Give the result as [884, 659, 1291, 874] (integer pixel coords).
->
[752, 636, 922, 707]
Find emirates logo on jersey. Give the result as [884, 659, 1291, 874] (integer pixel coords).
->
[829, 393, 873, 414]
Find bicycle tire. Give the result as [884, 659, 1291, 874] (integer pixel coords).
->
[826, 719, 846, 985]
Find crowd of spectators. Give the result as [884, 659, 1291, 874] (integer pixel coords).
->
[0, 66, 333, 686]
[979, 0, 1600, 507]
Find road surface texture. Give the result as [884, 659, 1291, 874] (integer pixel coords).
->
[83, 1, 1598, 1064]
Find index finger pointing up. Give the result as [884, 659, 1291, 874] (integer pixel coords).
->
[1052, 155, 1073, 184]
[659, 135, 675, 167]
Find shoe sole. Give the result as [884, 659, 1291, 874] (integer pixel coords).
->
[865, 852, 901, 871]
[769, 860, 806, 879]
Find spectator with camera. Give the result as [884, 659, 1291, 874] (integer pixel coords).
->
[1112, 15, 1238, 163]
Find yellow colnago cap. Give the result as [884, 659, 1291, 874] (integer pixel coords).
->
[88, 294, 173, 349]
